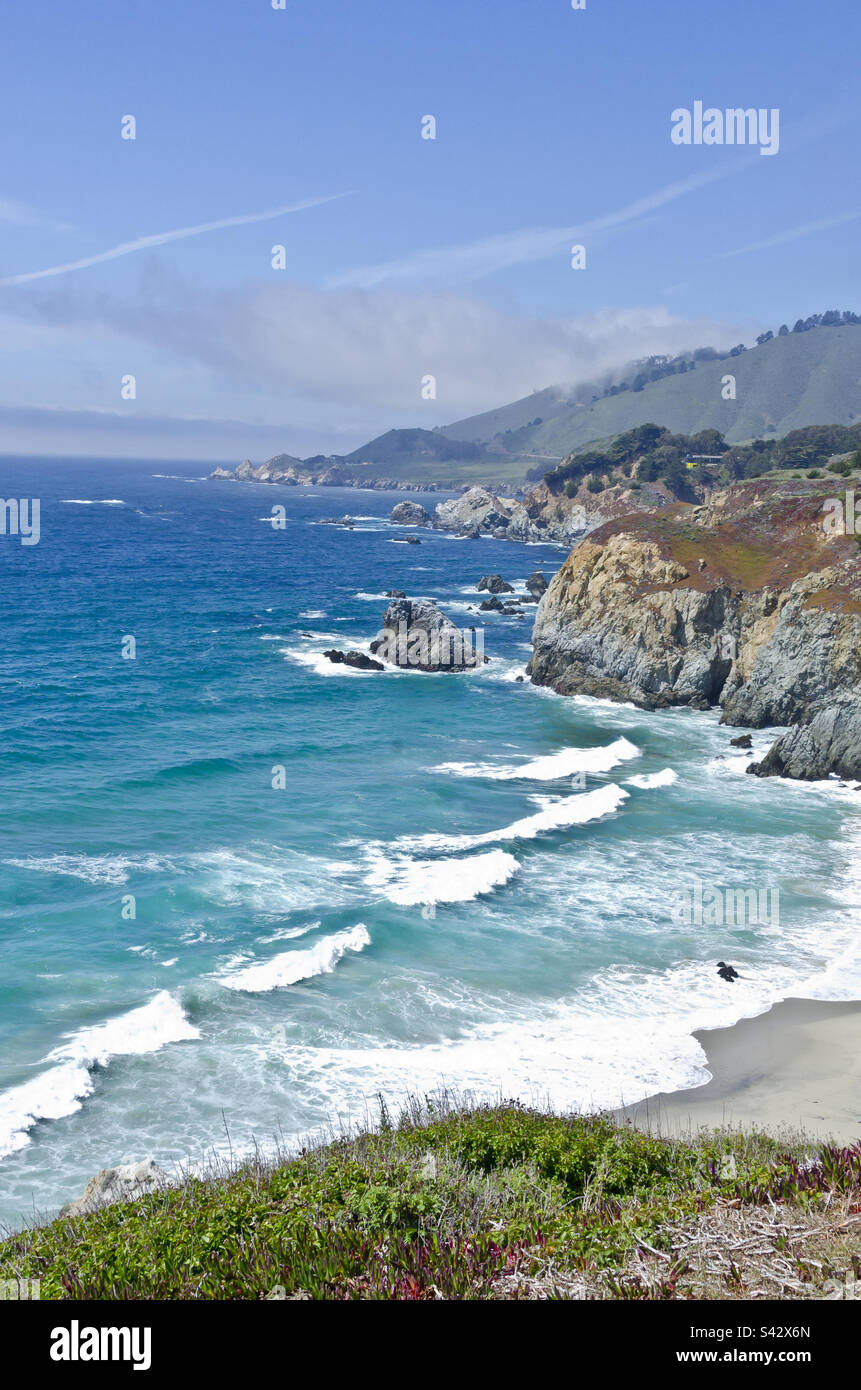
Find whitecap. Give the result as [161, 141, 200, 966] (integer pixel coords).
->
[218, 924, 370, 993]
[365, 848, 518, 906]
[626, 769, 678, 789]
[0, 992, 199, 1160]
[387, 784, 629, 854]
[433, 736, 640, 781]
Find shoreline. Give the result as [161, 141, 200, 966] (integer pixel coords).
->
[620, 997, 861, 1144]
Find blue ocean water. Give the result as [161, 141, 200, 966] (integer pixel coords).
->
[1, 457, 859, 1229]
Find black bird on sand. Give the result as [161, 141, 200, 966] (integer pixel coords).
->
[717, 961, 740, 982]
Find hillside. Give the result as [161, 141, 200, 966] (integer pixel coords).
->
[220, 318, 861, 491]
[2, 1100, 860, 1300]
[443, 322, 861, 466]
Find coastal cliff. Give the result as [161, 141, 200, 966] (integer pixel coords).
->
[528, 479, 861, 779]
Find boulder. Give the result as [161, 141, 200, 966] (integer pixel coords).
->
[323, 649, 384, 672]
[477, 575, 514, 594]
[526, 571, 549, 599]
[392, 535, 421, 544]
[61, 1160, 169, 1219]
[479, 597, 505, 612]
[370, 599, 485, 671]
[730, 734, 753, 749]
[385, 589, 406, 598]
[390, 501, 431, 526]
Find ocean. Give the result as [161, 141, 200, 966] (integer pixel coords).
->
[1, 456, 859, 1230]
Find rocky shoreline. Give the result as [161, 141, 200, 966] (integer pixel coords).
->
[527, 478, 861, 781]
[216, 462, 860, 780]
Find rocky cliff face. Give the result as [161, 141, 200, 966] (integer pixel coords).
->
[529, 479, 861, 779]
[432, 476, 680, 543]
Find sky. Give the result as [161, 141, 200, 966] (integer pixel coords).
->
[0, 0, 859, 461]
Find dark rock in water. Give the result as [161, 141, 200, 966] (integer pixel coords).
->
[390, 500, 431, 526]
[502, 604, 525, 616]
[747, 702, 861, 781]
[479, 597, 505, 612]
[526, 570, 548, 599]
[385, 589, 407, 598]
[319, 515, 355, 527]
[730, 734, 753, 749]
[515, 675, 525, 682]
[392, 535, 422, 544]
[465, 527, 482, 540]
[323, 648, 384, 671]
[370, 599, 485, 671]
[299, 630, 314, 637]
[477, 574, 514, 594]
[717, 961, 740, 982]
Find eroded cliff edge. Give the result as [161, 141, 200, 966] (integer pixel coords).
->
[528, 479, 861, 780]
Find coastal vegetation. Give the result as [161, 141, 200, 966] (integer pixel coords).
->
[544, 422, 861, 498]
[1, 1100, 860, 1300]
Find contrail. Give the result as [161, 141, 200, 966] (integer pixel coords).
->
[0, 193, 350, 287]
[719, 209, 861, 258]
[326, 162, 758, 289]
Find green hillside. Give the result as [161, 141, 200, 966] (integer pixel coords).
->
[442, 323, 861, 467]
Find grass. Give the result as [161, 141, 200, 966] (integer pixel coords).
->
[2, 1099, 860, 1300]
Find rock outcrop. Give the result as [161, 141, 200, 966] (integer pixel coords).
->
[433, 487, 515, 536]
[370, 599, 485, 671]
[477, 575, 514, 594]
[528, 479, 861, 779]
[61, 1161, 169, 1219]
[323, 649, 384, 671]
[747, 703, 861, 781]
[211, 456, 447, 492]
[390, 500, 431, 526]
[431, 476, 680, 544]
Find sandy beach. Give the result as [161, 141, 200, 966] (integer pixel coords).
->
[621, 998, 861, 1144]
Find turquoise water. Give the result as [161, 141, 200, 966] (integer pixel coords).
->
[1, 457, 859, 1229]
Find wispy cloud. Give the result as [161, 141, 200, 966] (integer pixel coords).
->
[719, 209, 861, 259]
[0, 198, 72, 232]
[0, 193, 350, 287]
[327, 162, 758, 289]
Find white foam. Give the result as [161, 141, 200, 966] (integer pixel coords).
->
[189, 848, 357, 914]
[433, 736, 640, 781]
[298, 610, 326, 619]
[4, 853, 166, 885]
[60, 499, 125, 505]
[626, 768, 678, 789]
[283, 648, 379, 678]
[218, 924, 371, 993]
[390, 784, 629, 854]
[365, 849, 518, 906]
[0, 992, 199, 1160]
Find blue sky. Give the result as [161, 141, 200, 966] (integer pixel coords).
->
[0, 0, 858, 459]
